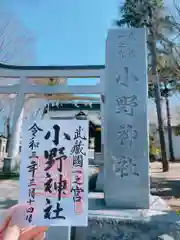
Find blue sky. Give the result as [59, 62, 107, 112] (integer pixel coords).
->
[0, 0, 119, 88]
[2, 0, 119, 66]
[0, 0, 177, 67]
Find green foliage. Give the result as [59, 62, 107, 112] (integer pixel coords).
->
[149, 134, 154, 155]
[116, 0, 175, 52]
[117, 0, 164, 28]
[174, 125, 180, 136]
[148, 84, 155, 98]
[149, 134, 160, 156]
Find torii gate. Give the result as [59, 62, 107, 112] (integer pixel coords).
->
[0, 63, 105, 172]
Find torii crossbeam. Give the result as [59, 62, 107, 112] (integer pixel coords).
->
[0, 63, 105, 172]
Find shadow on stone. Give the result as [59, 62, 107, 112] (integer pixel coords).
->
[89, 173, 98, 192]
[0, 173, 19, 180]
[88, 165, 99, 192]
[0, 198, 17, 209]
[151, 178, 180, 199]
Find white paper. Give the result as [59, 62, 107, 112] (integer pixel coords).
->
[19, 119, 89, 226]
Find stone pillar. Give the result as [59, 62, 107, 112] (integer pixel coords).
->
[104, 28, 149, 208]
[45, 226, 71, 240]
[4, 77, 25, 173]
[100, 95, 104, 151]
[9, 108, 24, 158]
[95, 63, 105, 191]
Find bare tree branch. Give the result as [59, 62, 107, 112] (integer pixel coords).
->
[0, 10, 35, 65]
[0, 10, 36, 145]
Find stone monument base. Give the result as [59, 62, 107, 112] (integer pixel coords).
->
[73, 193, 179, 240]
[86, 211, 180, 240]
[45, 169, 175, 240]
[45, 226, 71, 240]
[43, 192, 178, 240]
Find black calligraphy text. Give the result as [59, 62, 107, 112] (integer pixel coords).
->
[116, 95, 138, 116]
[112, 155, 139, 177]
[117, 124, 137, 148]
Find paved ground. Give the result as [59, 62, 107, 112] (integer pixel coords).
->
[0, 180, 18, 214]
[150, 162, 180, 210]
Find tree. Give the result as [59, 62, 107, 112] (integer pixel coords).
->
[149, 53, 180, 162]
[156, 0, 180, 161]
[116, 0, 177, 171]
[0, 10, 35, 172]
[158, 54, 180, 162]
[162, 84, 174, 161]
